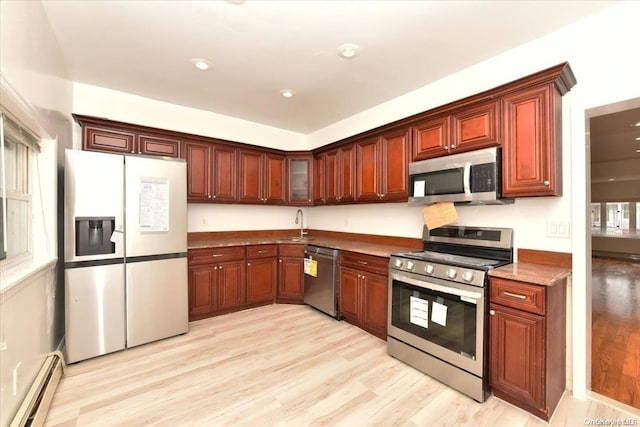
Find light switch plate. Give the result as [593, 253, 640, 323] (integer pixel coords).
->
[547, 220, 571, 238]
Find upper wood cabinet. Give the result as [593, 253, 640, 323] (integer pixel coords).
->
[75, 115, 182, 158]
[314, 146, 355, 205]
[137, 133, 182, 157]
[183, 140, 237, 202]
[411, 100, 500, 161]
[238, 150, 286, 205]
[313, 153, 325, 204]
[287, 155, 313, 205]
[411, 115, 451, 161]
[502, 84, 562, 197]
[452, 100, 501, 153]
[356, 128, 409, 202]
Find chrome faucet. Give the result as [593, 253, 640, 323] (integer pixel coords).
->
[295, 209, 307, 239]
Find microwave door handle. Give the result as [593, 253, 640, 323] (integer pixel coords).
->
[463, 162, 472, 195]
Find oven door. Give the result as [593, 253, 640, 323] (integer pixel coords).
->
[387, 270, 485, 376]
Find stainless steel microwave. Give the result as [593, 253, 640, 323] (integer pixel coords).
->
[408, 147, 512, 205]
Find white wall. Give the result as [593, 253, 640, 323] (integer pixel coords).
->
[72, 83, 307, 151]
[0, 0, 72, 424]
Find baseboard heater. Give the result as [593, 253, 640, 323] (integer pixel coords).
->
[10, 351, 65, 427]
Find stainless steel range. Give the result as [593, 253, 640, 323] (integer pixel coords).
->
[387, 225, 513, 402]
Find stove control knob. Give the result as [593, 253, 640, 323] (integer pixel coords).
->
[446, 268, 457, 279]
[424, 264, 435, 274]
[394, 259, 403, 268]
[406, 261, 415, 271]
[462, 271, 475, 282]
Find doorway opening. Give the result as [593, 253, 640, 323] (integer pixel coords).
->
[588, 98, 640, 409]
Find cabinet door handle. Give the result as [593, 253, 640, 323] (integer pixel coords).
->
[257, 250, 268, 254]
[279, 259, 282, 263]
[357, 260, 368, 265]
[208, 194, 212, 199]
[247, 262, 251, 266]
[212, 254, 224, 258]
[450, 144, 456, 149]
[444, 145, 449, 150]
[502, 291, 527, 300]
[543, 180, 550, 186]
[489, 310, 495, 316]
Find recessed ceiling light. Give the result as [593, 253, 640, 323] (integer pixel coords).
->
[608, 178, 616, 181]
[337, 43, 361, 59]
[280, 89, 295, 98]
[190, 58, 212, 71]
[635, 136, 640, 141]
[635, 121, 640, 127]
[636, 149, 640, 153]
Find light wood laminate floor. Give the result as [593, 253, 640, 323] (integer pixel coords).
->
[46, 304, 639, 426]
[592, 257, 640, 409]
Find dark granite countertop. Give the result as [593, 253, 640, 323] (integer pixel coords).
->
[188, 236, 417, 258]
[489, 262, 571, 286]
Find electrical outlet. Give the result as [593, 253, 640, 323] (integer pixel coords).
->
[201, 217, 207, 226]
[344, 217, 350, 227]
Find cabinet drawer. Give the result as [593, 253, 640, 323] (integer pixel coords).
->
[189, 246, 246, 265]
[340, 251, 389, 276]
[278, 244, 304, 257]
[247, 244, 278, 259]
[490, 278, 545, 315]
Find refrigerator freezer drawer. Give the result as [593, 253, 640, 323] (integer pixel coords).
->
[126, 256, 188, 348]
[65, 264, 126, 363]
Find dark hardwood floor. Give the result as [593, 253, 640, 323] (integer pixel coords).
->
[591, 256, 640, 409]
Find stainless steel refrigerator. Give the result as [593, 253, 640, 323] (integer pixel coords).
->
[64, 149, 188, 363]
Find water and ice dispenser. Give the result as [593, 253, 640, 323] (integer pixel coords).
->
[75, 216, 116, 256]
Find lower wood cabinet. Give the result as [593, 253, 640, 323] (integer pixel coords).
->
[489, 277, 566, 421]
[188, 246, 246, 321]
[338, 251, 389, 339]
[277, 244, 305, 303]
[246, 245, 278, 304]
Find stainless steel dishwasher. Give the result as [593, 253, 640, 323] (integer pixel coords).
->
[304, 245, 339, 319]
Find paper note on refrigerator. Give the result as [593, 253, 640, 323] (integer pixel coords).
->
[409, 296, 429, 329]
[304, 258, 318, 277]
[422, 202, 458, 230]
[431, 301, 448, 327]
[139, 177, 169, 232]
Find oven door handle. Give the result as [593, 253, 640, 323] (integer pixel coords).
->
[391, 272, 482, 302]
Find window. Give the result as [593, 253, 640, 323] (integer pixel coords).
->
[1, 111, 37, 263]
[591, 203, 601, 231]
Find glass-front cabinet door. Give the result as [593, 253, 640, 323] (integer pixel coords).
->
[287, 155, 312, 205]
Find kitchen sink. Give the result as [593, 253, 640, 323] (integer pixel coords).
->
[284, 237, 315, 242]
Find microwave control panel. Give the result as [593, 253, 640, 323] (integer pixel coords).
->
[470, 163, 496, 192]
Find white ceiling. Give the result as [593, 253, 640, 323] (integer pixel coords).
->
[42, 0, 616, 134]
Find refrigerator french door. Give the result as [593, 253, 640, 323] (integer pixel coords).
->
[64, 150, 188, 363]
[124, 155, 188, 348]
